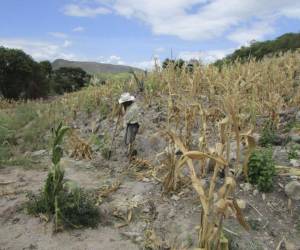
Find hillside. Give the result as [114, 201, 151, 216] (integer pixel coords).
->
[52, 59, 142, 74]
[1, 52, 300, 249]
[215, 32, 300, 66]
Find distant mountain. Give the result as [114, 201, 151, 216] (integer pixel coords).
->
[52, 59, 142, 74]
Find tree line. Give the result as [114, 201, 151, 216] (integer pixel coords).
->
[214, 32, 300, 67]
[0, 47, 91, 100]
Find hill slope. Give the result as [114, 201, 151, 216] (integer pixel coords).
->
[52, 59, 141, 74]
[215, 32, 300, 66]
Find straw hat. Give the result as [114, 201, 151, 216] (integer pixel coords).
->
[118, 92, 135, 104]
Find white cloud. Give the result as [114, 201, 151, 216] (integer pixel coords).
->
[77, 0, 300, 42]
[178, 48, 235, 63]
[73, 26, 85, 32]
[97, 54, 159, 69]
[63, 4, 111, 17]
[227, 21, 276, 45]
[130, 56, 161, 70]
[98, 55, 125, 65]
[0, 38, 76, 61]
[63, 40, 72, 48]
[48, 32, 68, 39]
[154, 47, 165, 53]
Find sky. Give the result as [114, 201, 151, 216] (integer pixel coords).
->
[1, 0, 300, 69]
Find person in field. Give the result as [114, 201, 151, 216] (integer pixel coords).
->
[118, 93, 142, 158]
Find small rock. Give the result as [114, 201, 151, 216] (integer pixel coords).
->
[142, 177, 150, 182]
[171, 194, 180, 201]
[290, 159, 300, 167]
[16, 138, 24, 145]
[252, 133, 261, 144]
[236, 199, 247, 210]
[142, 207, 150, 213]
[121, 232, 140, 238]
[273, 134, 287, 146]
[253, 189, 259, 196]
[289, 129, 300, 144]
[296, 111, 300, 123]
[168, 209, 176, 218]
[240, 183, 252, 192]
[285, 181, 300, 200]
[31, 149, 47, 157]
[135, 236, 143, 243]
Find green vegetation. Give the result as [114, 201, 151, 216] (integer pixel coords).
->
[0, 47, 91, 100]
[215, 32, 300, 66]
[94, 72, 132, 84]
[52, 67, 91, 94]
[162, 58, 200, 73]
[248, 148, 276, 192]
[0, 47, 50, 99]
[27, 123, 100, 231]
[258, 120, 276, 147]
[288, 145, 300, 160]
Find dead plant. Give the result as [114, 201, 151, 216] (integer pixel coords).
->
[69, 130, 93, 160]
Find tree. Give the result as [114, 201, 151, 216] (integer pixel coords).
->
[215, 32, 300, 66]
[52, 67, 91, 94]
[39, 60, 52, 78]
[0, 47, 50, 99]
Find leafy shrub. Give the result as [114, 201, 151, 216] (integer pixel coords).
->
[248, 148, 276, 192]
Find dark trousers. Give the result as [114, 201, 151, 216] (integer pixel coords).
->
[125, 123, 140, 145]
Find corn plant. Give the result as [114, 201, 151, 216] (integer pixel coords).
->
[27, 123, 100, 231]
[167, 131, 249, 250]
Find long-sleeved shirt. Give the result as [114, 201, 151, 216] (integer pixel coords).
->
[123, 102, 142, 127]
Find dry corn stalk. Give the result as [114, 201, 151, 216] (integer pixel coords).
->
[167, 131, 248, 250]
[69, 131, 92, 160]
[240, 129, 256, 179]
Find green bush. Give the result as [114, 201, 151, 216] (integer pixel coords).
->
[248, 148, 276, 192]
[259, 120, 276, 147]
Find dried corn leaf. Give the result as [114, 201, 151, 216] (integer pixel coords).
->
[275, 165, 300, 176]
[231, 199, 250, 231]
[183, 151, 227, 167]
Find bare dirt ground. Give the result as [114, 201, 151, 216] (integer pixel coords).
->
[1, 98, 300, 250]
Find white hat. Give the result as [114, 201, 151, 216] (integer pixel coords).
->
[118, 92, 135, 104]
